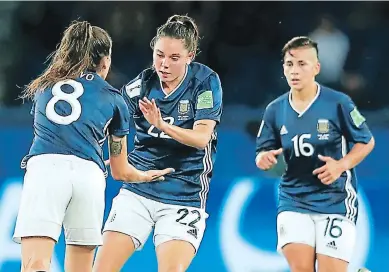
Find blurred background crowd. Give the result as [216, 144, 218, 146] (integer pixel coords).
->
[0, 1, 388, 131]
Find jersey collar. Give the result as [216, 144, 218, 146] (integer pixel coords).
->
[288, 82, 321, 117]
[159, 65, 189, 99]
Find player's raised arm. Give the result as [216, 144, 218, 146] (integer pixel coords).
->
[139, 73, 223, 150]
[108, 94, 174, 182]
[255, 103, 283, 171]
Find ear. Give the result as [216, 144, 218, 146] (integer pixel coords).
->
[187, 51, 195, 64]
[99, 56, 108, 70]
[282, 63, 288, 77]
[314, 62, 321, 76]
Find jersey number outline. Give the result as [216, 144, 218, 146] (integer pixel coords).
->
[324, 217, 343, 238]
[147, 117, 174, 139]
[46, 79, 84, 125]
[291, 133, 314, 157]
[176, 208, 201, 229]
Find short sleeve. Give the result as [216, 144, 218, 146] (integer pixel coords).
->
[194, 73, 223, 123]
[121, 77, 142, 116]
[255, 103, 280, 155]
[338, 96, 372, 144]
[108, 93, 131, 137]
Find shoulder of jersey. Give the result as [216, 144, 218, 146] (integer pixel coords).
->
[123, 68, 156, 99]
[265, 92, 289, 110]
[319, 84, 350, 103]
[79, 73, 121, 94]
[190, 62, 216, 82]
[104, 82, 121, 94]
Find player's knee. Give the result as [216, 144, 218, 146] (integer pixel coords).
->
[24, 258, 50, 272]
[81, 244, 97, 251]
[289, 263, 315, 272]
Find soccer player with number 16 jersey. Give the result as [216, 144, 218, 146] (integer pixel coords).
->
[255, 36, 374, 272]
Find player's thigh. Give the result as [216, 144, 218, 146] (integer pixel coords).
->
[65, 244, 95, 272]
[316, 254, 348, 272]
[156, 240, 196, 272]
[154, 204, 208, 271]
[14, 154, 72, 244]
[277, 211, 316, 272]
[63, 158, 106, 246]
[94, 189, 154, 272]
[314, 214, 356, 271]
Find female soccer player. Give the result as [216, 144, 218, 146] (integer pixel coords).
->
[94, 15, 223, 272]
[13, 20, 172, 272]
[255, 36, 374, 272]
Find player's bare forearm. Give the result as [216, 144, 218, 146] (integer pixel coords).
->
[108, 135, 170, 182]
[339, 137, 375, 171]
[160, 119, 216, 149]
[108, 135, 142, 181]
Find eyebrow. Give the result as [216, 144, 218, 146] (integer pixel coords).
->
[156, 49, 181, 57]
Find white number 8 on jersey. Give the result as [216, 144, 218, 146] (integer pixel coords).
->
[46, 80, 84, 125]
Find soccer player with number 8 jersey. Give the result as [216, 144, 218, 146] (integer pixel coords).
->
[93, 15, 223, 272]
[13, 21, 172, 272]
[255, 36, 375, 271]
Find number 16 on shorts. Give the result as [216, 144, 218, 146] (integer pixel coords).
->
[318, 214, 356, 262]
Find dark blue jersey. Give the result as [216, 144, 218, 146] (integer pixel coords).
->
[256, 84, 372, 223]
[21, 72, 130, 175]
[121, 62, 223, 208]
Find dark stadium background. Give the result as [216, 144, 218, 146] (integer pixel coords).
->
[0, 2, 388, 271]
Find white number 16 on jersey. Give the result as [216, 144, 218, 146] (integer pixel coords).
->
[291, 133, 314, 157]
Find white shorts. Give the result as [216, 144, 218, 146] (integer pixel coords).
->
[13, 154, 106, 246]
[103, 189, 208, 253]
[277, 211, 356, 262]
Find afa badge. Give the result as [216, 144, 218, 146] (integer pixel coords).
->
[178, 100, 190, 114]
[317, 119, 329, 134]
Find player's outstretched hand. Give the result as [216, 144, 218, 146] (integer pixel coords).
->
[139, 97, 164, 130]
[312, 154, 346, 185]
[255, 148, 283, 171]
[138, 168, 176, 182]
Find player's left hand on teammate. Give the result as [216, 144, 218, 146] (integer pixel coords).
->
[312, 154, 346, 185]
[139, 97, 164, 130]
[139, 168, 175, 182]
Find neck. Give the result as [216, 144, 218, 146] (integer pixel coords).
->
[291, 82, 318, 102]
[96, 70, 106, 80]
[162, 69, 186, 94]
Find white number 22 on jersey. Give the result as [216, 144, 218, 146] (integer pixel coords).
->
[46, 79, 84, 125]
[147, 117, 174, 139]
[291, 133, 314, 157]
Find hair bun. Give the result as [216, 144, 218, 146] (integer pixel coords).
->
[167, 15, 198, 38]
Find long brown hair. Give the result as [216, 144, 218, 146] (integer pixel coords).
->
[21, 20, 112, 100]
